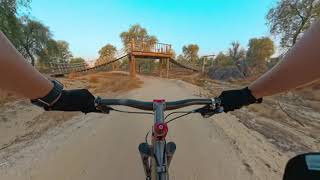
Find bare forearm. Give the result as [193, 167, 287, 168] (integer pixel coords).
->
[0, 31, 53, 99]
[249, 21, 320, 98]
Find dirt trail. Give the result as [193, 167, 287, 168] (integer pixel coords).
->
[0, 76, 288, 180]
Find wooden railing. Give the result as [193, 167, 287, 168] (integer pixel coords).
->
[130, 41, 172, 54]
[48, 48, 128, 75]
[48, 62, 88, 75]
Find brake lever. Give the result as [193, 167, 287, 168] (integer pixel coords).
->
[202, 107, 224, 118]
[94, 96, 113, 114]
[194, 97, 223, 118]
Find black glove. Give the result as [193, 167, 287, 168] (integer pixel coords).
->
[219, 87, 262, 112]
[45, 89, 100, 113]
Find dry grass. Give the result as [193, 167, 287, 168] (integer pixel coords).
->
[69, 72, 143, 94]
[0, 90, 19, 105]
[294, 80, 320, 101]
[181, 76, 207, 86]
[88, 75, 99, 83]
[294, 83, 320, 111]
[167, 69, 195, 79]
[247, 101, 287, 120]
[68, 72, 85, 79]
[169, 72, 208, 87]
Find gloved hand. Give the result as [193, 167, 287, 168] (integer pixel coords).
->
[218, 87, 262, 112]
[45, 89, 101, 113]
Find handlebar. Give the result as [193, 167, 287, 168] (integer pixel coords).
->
[95, 97, 221, 111]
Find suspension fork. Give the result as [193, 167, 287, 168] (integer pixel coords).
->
[139, 100, 176, 180]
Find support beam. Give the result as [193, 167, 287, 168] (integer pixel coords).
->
[159, 59, 163, 77]
[166, 58, 169, 78]
[129, 55, 136, 79]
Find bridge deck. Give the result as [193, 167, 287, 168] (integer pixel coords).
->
[131, 51, 172, 59]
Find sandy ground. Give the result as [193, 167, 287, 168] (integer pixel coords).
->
[0, 75, 318, 180]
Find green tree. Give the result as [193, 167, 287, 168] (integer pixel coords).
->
[227, 41, 246, 75]
[176, 54, 187, 63]
[119, 56, 129, 70]
[37, 39, 58, 65]
[0, 0, 30, 48]
[228, 41, 246, 63]
[120, 24, 158, 52]
[1, 1, 72, 67]
[136, 58, 157, 73]
[38, 39, 72, 65]
[0, 0, 30, 14]
[19, 17, 51, 66]
[246, 37, 275, 72]
[267, 0, 320, 48]
[214, 52, 234, 67]
[119, 24, 158, 72]
[97, 44, 117, 64]
[55, 40, 72, 61]
[182, 44, 199, 63]
[70, 57, 85, 64]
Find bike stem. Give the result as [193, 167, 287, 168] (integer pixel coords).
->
[152, 100, 168, 179]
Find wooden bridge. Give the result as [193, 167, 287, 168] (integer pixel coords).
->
[47, 41, 199, 78]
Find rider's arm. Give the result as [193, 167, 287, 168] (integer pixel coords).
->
[0, 31, 97, 113]
[249, 20, 320, 98]
[0, 31, 53, 99]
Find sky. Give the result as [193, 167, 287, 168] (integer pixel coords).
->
[30, 0, 277, 60]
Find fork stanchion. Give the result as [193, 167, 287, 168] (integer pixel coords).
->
[166, 142, 176, 167]
[139, 143, 152, 178]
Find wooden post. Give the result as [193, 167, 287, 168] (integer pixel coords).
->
[202, 57, 206, 74]
[166, 58, 169, 78]
[133, 56, 136, 78]
[112, 63, 115, 71]
[129, 55, 136, 79]
[129, 56, 132, 76]
[131, 38, 135, 52]
[159, 58, 163, 77]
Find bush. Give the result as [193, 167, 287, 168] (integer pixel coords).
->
[207, 66, 245, 80]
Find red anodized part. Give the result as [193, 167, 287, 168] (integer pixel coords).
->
[153, 99, 165, 103]
[154, 123, 168, 139]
